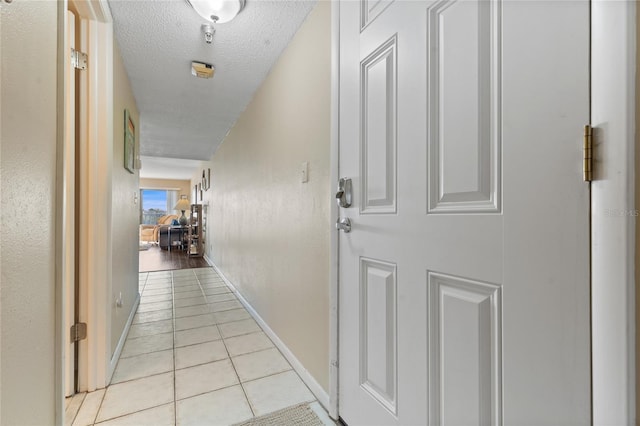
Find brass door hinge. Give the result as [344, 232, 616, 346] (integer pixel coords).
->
[583, 125, 593, 182]
[71, 48, 87, 71]
[70, 323, 87, 343]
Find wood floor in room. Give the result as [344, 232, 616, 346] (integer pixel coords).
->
[139, 244, 209, 272]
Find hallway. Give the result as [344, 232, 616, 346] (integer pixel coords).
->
[65, 268, 333, 425]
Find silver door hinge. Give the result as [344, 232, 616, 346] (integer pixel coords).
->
[71, 48, 87, 70]
[70, 323, 87, 343]
[583, 125, 593, 182]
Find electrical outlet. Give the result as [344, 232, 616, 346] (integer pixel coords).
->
[301, 161, 309, 183]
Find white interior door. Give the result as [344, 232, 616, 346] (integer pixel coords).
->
[337, 1, 591, 424]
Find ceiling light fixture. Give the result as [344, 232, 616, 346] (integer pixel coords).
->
[186, 0, 246, 24]
[201, 24, 215, 44]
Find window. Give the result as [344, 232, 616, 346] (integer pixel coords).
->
[140, 189, 179, 224]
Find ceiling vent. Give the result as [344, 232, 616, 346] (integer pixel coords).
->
[191, 61, 215, 79]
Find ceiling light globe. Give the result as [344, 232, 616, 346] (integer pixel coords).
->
[187, 0, 245, 24]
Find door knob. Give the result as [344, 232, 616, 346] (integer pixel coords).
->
[336, 217, 352, 233]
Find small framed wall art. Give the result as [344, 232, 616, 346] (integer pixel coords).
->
[124, 109, 135, 174]
[201, 168, 211, 191]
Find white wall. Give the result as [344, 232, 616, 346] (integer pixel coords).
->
[0, 0, 59, 423]
[206, 1, 332, 391]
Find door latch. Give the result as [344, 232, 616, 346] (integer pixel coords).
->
[336, 178, 352, 208]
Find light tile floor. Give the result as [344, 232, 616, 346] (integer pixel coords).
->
[65, 267, 332, 426]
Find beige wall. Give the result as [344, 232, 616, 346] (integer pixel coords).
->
[0, 0, 58, 423]
[111, 40, 140, 355]
[208, 1, 331, 391]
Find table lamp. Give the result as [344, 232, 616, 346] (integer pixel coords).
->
[174, 196, 191, 226]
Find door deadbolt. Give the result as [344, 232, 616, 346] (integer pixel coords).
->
[336, 217, 352, 233]
[336, 178, 352, 208]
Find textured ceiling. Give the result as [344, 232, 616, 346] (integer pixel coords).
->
[109, 0, 317, 161]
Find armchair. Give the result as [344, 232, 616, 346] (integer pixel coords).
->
[140, 224, 157, 243]
[139, 214, 179, 244]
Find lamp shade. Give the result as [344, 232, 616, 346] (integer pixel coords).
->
[174, 198, 191, 211]
[187, 0, 245, 24]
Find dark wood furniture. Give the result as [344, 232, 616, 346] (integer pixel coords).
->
[188, 204, 204, 257]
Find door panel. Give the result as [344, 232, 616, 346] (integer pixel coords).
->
[428, 272, 501, 425]
[361, 35, 397, 213]
[360, 258, 397, 415]
[338, 0, 590, 424]
[427, 0, 500, 213]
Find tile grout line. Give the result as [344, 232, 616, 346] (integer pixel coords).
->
[92, 402, 173, 425]
[194, 269, 257, 418]
[173, 381, 244, 403]
[171, 270, 178, 426]
[67, 392, 86, 426]
[236, 366, 295, 387]
[230, 345, 281, 361]
[90, 388, 107, 426]
[109, 368, 174, 387]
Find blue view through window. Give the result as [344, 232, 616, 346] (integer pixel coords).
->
[141, 189, 167, 224]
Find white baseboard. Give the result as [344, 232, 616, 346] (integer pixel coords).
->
[107, 292, 140, 384]
[203, 253, 214, 267]
[211, 264, 331, 411]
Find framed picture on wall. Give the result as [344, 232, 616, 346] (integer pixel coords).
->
[124, 109, 135, 174]
[201, 168, 211, 191]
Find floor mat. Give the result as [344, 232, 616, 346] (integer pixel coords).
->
[233, 403, 324, 426]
